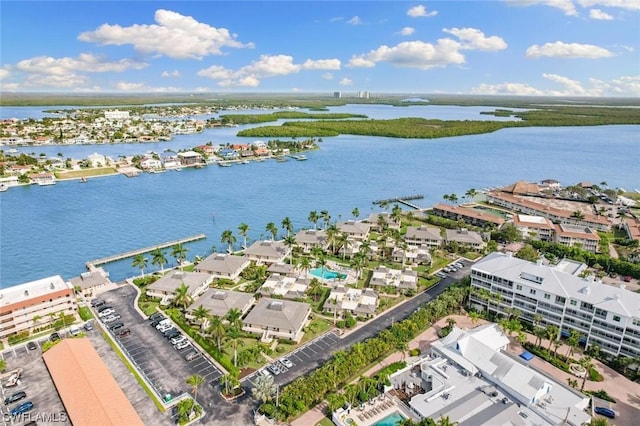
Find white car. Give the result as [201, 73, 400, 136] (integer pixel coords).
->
[102, 314, 120, 323]
[170, 335, 186, 345]
[174, 341, 191, 350]
[280, 357, 293, 368]
[157, 323, 172, 332]
[98, 308, 115, 317]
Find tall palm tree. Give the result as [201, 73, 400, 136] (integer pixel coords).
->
[449, 193, 459, 205]
[220, 371, 240, 396]
[307, 278, 322, 302]
[337, 232, 350, 260]
[320, 210, 331, 230]
[442, 194, 451, 204]
[238, 223, 250, 249]
[572, 210, 585, 220]
[251, 374, 277, 403]
[221, 229, 236, 253]
[226, 327, 241, 367]
[150, 248, 168, 273]
[173, 282, 192, 311]
[171, 243, 188, 269]
[308, 210, 319, 230]
[352, 207, 360, 221]
[207, 316, 226, 352]
[283, 234, 296, 264]
[465, 188, 477, 202]
[436, 416, 458, 426]
[391, 204, 402, 224]
[186, 374, 205, 402]
[579, 356, 593, 391]
[191, 305, 210, 329]
[317, 255, 328, 280]
[266, 222, 278, 241]
[132, 253, 148, 277]
[546, 325, 559, 351]
[281, 216, 293, 237]
[326, 223, 339, 254]
[297, 256, 312, 278]
[225, 308, 243, 331]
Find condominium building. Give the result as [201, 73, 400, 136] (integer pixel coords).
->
[512, 214, 555, 241]
[0, 276, 78, 339]
[469, 253, 640, 358]
[553, 224, 600, 253]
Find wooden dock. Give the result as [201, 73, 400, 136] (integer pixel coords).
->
[86, 234, 206, 270]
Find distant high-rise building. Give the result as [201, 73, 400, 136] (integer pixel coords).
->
[333, 91, 341, 98]
[358, 91, 370, 99]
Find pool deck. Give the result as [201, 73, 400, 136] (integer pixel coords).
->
[311, 261, 358, 285]
[333, 395, 415, 426]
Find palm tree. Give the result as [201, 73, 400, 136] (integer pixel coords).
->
[317, 255, 328, 280]
[326, 223, 339, 254]
[308, 210, 319, 229]
[238, 223, 250, 249]
[391, 204, 402, 224]
[207, 316, 226, 352]
[225, 308, 243, 331]
[221, 229, 236, 253]
[281, 216, 293, 237]
[283, 234, 296, 264]
[465, 188, 477, 202]
[173, 282, 192, 311]
[449, 194, 458, 205]
[468, 311, 480, 324]
[546, 325, 559, 351]
[171, 243, 188, 269]
[150, 248, 168, 273]
[352, 207, 360, 220]
[220, 371, 240, 396]
[436, 415, 458, 426]
[266, 222, 278, 241]
[307, 278, 322, 302]
[579, 356, 593, 391]
[191, 305, 210, 329]
[297, 256, 312, 278]
[132, 253, 148, 277]
[566, 329, 581, 358]
[320, 210, 331, 230]
[186, 374, 205, 402]
[442, 194, 451, 204]
[337, 232, 350, 260]
[251, 374, 277, 403]
[226, 327, 241, 367]
[571, 210, 585, 220]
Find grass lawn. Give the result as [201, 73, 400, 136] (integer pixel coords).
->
[139, 300, 160, 316]
[301, 318, 332, 343]
[78, 306, 94, 321]
[55, 167, 118, 179]
[314, 417, 334, 426]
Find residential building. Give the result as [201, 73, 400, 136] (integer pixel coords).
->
[404, 226, 443, 248]
[339, 239, 379, 260]
[103, 110, 130, 120]
[622, 217, 640, 243]
[258, 274, 311, 299]
[445, 229, 486, 250]
[242, 298, 311, 343]
[323, 286, 378, 317]
[67, 268, 111, 297]
[0, 275, 78, 340]
[177, 151, 204, 166]
[469, 252, 640, 357]
[553, 224, 600, 253]
[186, 289, 254, 326]
[369, 266, 418, 291]
[29, 172, 56, 185]
[432, 203, 506, 229]
[486, 192, 611, 231]
[87, 152, 107, 168]
[194, 253, 250, 282]
[392, 324, 590, 425]
[365, 212, 400, 232]
[146, 270, 213, 305]
[337, 221, 371, 240]
[540, 179, 561, 190]
[294, 229, 329, 253]
[244, 240, 290, 265]
[267, 262, 298, 277]
[512, 214, 555, 241]
[139, 157, 162, 170]
[391, 245, 432, 266]
[500, 180, 541, 195]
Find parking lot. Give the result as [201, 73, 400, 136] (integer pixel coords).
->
[0, 342, 69, 426]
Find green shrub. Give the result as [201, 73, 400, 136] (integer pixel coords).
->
[409, 348, 421, 357]
[8, 331, 30, 345]
[588, 366, 604, 382]
[585, 389, 616, 403]
[78, 306, 94, 321]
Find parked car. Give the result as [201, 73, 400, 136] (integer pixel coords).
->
[594, 407, 615, 419]
[4, 391, 26, 406]
[184, 350, 200, 361]
[97, 305, 112, 313]
[10, 401, 34, 416]
[149, 312, 165, 322]
[164, 329, 180, 339]
[98, 308, 115, 318]
[267, 364, 281, 375]
[116, 328, 131, 338]
[174, 341, 191, 350]
[26, 341, 37, 351]
[157, 323, 172, 333]
[109, 322, 125, 331]
[102, 314, 121, 323]
[84, 322, 93, 331]
[170, 335, 186, 345]
[69, 325, 81, 336]
[91, 299, 105, 308]
[280, 357, 293, 368]
[50, 332, 61, 341]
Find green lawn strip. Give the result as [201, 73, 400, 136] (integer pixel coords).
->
[55, 168, 118, 179]
[102, 332, 166, 413]
[78, 306, 94, 321]
[139, 300, 160, 316]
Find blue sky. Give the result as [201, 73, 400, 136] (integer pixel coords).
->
[1, 1, 638, 96]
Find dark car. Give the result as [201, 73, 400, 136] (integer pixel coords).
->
[162, 328, 178, 337]
[149, 312, 165, 322]
[150, 320, 160, 327]
[50, 332, 61, 341]
[10, 401, 34, 416]
[26, 341, 37, 351]
[4, 391, 26, 406]
[116, 328, 131, 338]
[109, 322, 125, 331]
[594, 407, 615, 419]
[165, 330, 181, 340]
[97, 305, 112, 313]
[91, 299, 105, 308]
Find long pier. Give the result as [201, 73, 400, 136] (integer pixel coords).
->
[373, 194, 424, 204]
[86, 234, 206, 270]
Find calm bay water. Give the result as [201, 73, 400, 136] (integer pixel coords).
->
[1, 104, 638, 287]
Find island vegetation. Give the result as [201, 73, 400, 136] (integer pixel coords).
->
[219, 111, 367, 125]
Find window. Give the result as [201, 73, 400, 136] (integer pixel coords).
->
[555, 296, 566, 305]
[516, 284, 522, 291]
[613, 315, 621, 322]
[544, 294, 551, 300]
[570, 300, 577, 306]
[530, 289, 536, 295]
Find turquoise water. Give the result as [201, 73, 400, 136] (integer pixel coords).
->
[1, 104, 639, 287]
[374, 412, 405, 426]
[309, 268, 346, 280]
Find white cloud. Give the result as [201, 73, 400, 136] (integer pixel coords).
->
[0, 69, 9, 80]
[471, 82, 545, 95]
[442, 28, 507, 51]
[78, 9, 253, 60]
[161, 70, 181, 78]
[588, 8, 614, 18]
[242, 55, 300, 77]
[578, 0, 640, 11]
[399, 27, 415, 36]
[508, 1, 577, 16]
[339, 77, 353, 86]
[16, 53, 146, 75]
[197, 65, 234, 80]
[115, 81, 146, 91]
[542, 73, 587, 94]
[347, 16, 361, 25]
[526, 41, 614, 58]
[301, 59, 341, 70]
[407, 5, 438, 17]
[351, 39, 466, 70]
[322, 72, 334, 80]
[347, 56, 377, 68]
[234, 76, 261, 87]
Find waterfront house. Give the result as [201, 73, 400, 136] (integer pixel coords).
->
[68, 268, 111, 297]
[512, 214, 555, 241]
[540, 178, 561, 190]
[140, 157, 162, 170]
[392, 245, 432, 266]
[219, 148, 239, 160]
[177, 151, 204, 166]
[146, 270, 212, 305]
[294, 229, 329, 253]
[366, 212, 400, 232]
[257, 274, 311, 299]
[431, 203, 506, 229]
[404, 226, 443, 248]
[268, 262, 298, 277]
[553, 224, 600, 253]
[323, 286, 378, 318]
[500, 180, 541, 195]
[162, 155, 181, 169]
[194, 253, 250, 282]
[254, 147, 270, 157]
[444, 229, 486, 251]
[337, 221, 371, 240]
[29, 172, 56, 185]
[369, 266, 418, 292]
[242, 298, 311, 343]
[244, 240, 290, 265]
[87, 153, 107, 168]
[622, 217, 640, 244]
[186, 289, 254, 327]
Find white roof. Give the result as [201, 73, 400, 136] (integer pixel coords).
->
[1, 275, 71, 307]
[517, 214, 549, 225]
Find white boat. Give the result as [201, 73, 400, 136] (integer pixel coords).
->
[0, 184, 8, 192]
[80, 177, 88, 183]
[38, 181, 56, 186]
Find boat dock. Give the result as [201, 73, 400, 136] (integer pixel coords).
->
[85, 234, 206, 270]
[373, 194, 424, 209]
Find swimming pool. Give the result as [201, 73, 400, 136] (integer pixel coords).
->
[374, 411, 405, 426]
[309, 267, 346, 280]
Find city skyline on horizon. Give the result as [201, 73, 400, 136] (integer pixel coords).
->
[1, 1, 639, 97]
